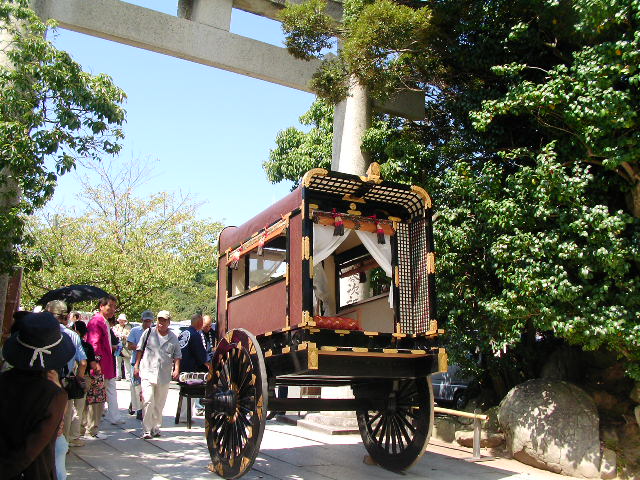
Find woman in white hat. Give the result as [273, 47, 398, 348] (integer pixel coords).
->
[0, 311, 75, 480]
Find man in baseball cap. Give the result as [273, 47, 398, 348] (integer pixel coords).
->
[126, 310, 154, 420]
[134, 310, 181, 439]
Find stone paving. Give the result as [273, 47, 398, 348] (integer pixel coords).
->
[65, 380, 579, 480]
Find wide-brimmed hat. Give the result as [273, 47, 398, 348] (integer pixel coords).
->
[117, 313, 127, 321]
[2, 312, 75, 371]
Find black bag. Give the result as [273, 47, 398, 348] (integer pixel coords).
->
[62, 374, 87, 399]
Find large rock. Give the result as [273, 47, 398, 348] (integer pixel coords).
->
[498, 379, 602, 478]
[599, 448, 617, 480]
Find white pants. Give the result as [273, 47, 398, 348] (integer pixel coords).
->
[129, 364, 142, 411]
[116, 355, 130, 380]
[104, 378, 121, 423]
[141, 379, 170, 435]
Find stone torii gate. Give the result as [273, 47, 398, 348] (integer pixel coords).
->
[30, 0, 425, 174]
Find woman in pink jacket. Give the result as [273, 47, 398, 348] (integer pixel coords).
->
[86, 295, 123, 432]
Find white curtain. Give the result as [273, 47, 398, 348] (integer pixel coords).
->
[354, 230, 394, 308]
[311, 223, 394, 312]
[354, 230, 391, 276]
[313, 223, 350, 265]
[312, 224, 350, 315]
[313, 263, 334, 315]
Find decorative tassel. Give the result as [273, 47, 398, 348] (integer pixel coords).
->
[376, 221, 385, 244]
[370, 215, 385, 244]
[257, 232, 266, 256]
[332, 208, 344, 236]
[230, 246, 242, 269]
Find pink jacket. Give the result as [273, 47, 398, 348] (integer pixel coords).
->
[87, 313, 116, 379]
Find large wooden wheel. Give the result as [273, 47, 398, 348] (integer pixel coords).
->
[355, 377, 433, 472]
[204, 329, 268, 479]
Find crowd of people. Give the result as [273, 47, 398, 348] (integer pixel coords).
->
[0, 296, 217, 480]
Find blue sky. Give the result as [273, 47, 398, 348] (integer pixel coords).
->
[47, 0, 315, 226]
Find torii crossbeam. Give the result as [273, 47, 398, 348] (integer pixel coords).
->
[31, 0, 424, 120]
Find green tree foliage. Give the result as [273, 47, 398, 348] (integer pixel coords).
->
[281, 0, 432, 102]
[0, 0, 126, 272]
[264, 99, 333, 187]
[471, 0, 640, 216]
[21, 160, 224, 321]
[435, 148, 640, 387]
[276, 0, 640, 383]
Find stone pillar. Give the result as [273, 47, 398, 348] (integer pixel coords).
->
[305, 77, 373, 432]
[331, 77, 371, 175]
[332, 99, 346, 170]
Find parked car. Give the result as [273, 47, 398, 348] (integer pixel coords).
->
[431, 365, 473, 410]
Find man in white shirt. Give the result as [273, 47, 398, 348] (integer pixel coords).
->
[134, 310, 181, 439]
[127, 310, 153, 420]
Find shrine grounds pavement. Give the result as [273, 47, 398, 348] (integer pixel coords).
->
[66, 380, 580, 480]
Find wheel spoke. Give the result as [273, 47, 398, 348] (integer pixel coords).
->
[237, 359, 252, 392]
[237, 409, 252, 428]
[368, 411, 383, 425]
[238, 403, 254, 416]
[225, 422, 233, 457]
[230, 349, 239, 387]
[212, 414, 226, 432]
[371, 412, 385, 438]
[220, 358, 230, 390]
[235, 349, 246, 386]
[383, 416, 392, 451]
[375, 414, 387, 445]
[230, 423, 237, 458]
[231, 421, 240, 456]
[396, 408, 417, 435]
[237, 381, 254, 401]
[402, 408, 418, 420]
[390, 415, 398, 454]
[392, 415, 408, 451]
[237, 420, 248, 446]
[219, 421, 229, 455]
